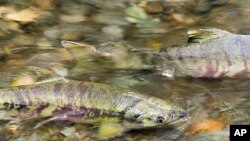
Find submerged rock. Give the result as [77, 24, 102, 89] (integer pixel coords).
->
[59, 14, 86, 23]
[144, 1, 164, 14]
[125, 4, 148, 23]
[94, 11, 129, 25]
[102, 25, 124, 39]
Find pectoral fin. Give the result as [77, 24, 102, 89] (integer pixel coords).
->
[98, 119, 126, 140]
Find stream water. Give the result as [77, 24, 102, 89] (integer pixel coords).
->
[0, 0, 249, 141]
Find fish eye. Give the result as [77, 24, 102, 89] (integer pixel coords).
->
[156, 116, 165, 123]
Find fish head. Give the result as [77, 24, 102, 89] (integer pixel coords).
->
[124, 97, 188, 128]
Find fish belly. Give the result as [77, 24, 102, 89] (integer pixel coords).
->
[173, 57, 250, 78]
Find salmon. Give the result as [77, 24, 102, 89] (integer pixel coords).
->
[164, 28, 250, 78]
[0, 80, 187, 139]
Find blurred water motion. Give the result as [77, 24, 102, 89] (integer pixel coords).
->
[0, 0, 250, 140]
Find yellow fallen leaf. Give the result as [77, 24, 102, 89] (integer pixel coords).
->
[6, 124, 19, 135]
[7, 125, 19, 132]
[0, 7, 15, 15]
[5, 7, 44, 23]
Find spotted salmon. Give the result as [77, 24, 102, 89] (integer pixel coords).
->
[0, 80, 186, 139]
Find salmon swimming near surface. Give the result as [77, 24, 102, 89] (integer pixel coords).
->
[0, 80, 187, 139]
[163, 28, 250, 78]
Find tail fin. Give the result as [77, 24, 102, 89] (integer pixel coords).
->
[187, 28, 230, 43]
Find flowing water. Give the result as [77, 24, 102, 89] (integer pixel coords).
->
[0, 0, 250, 140]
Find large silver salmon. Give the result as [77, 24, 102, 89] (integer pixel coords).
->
[0, 80, 186, 139]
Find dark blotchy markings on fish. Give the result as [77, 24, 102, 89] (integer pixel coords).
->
[0, 80, 186, 126]
[0, 81, 106, 120]
[162, 28, 250, 78]
[3, 102, 15, 110]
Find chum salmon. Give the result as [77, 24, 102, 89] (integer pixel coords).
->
[0, 80, 187, 139]
[163, 28, 250, 78]
[60, 28, 250, 79]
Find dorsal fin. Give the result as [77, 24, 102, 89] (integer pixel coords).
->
[187, 28, 230, 43]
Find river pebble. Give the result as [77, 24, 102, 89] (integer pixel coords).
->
[102, 25, 124, 39]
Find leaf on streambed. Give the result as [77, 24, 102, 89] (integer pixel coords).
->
[6, 124, 19, 135]
[0, 7, 15, 16]
[189, 119, 224, 135]
[0, 7, 44, 23]
[0, 124, 20, 136]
